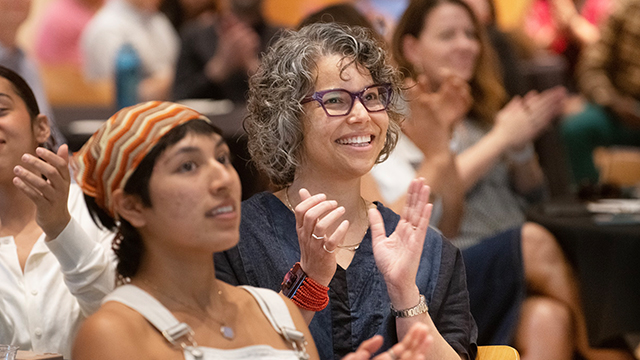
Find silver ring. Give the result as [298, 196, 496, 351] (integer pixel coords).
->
[322, 243, 335, 253]
[387, 348, 399, 360]
[312, 233, 325, 240]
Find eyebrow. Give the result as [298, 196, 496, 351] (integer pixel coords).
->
[170, 137, 227, 156]
[215, 137, 227, 148]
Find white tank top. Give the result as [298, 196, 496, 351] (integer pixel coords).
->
[103, 284, 310, 360]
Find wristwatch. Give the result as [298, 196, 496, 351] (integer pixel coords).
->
[281, 262, 307, 299]
[390, 295, 428, 318]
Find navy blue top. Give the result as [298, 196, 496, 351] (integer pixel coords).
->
[215, 192, 477, 360]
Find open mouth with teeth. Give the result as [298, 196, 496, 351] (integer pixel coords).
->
[335, 135, 374, 147]
[206, 205, 234, 217]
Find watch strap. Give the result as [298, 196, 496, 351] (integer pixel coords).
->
[390, 294, 428, 318]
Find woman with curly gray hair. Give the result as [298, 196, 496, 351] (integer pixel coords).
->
[215, 23, 477, 360]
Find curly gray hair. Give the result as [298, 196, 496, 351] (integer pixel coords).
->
[245, 22, 403, 188]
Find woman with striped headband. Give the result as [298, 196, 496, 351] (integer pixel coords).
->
[70, 100, 432, 360]
[0, 65, 115, 359]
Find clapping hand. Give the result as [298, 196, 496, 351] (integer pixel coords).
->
[342, 322, 433, 360]
[494, 86, 566, 151]
[370, 179, 432, 302]
[403, 73, 471, 156]
[13, 145, 71, 240]
[293, 188, 349, 286]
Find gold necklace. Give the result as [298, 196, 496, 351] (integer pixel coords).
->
[283, 187, 369, 251]
[140, 279, 235, 340]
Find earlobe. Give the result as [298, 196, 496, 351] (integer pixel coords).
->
[112, 189, 147, 228]
[33, 114, 51, 144]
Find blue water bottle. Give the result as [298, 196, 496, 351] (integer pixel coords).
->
[115, 43, 141, 110]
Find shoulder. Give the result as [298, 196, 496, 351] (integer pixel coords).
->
[241, 192, 278, 223]
[374, 202, 401, 225]
[72, 302, 151, 360]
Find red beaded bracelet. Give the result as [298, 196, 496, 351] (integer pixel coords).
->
[281, 262, 330, 312]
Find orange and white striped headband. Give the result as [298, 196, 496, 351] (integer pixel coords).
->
[72, 101, 212, 217]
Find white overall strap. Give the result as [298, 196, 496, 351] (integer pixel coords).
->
[103, 285, 203, 359]
[240, 286, 310, 360]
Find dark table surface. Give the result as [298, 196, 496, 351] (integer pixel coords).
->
[527, 200, 640, 348]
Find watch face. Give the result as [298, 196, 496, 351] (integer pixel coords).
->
[282, 270, 300, 289]
[281, 263, 307, 298]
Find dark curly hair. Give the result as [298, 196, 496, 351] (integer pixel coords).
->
[244, 22, 404, 188]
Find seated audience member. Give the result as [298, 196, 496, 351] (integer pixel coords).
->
[0, 66, 115, 358]
[34, 0, 103, 67]
[523, 0, 611, 81]
[70, 101, 432, 360]
[463, 0, 528, 97]
[215, 22, 477, 360]
[560, 0, 640, 186]
[171, 0, 279, 103]
[364, 1, 634, 360]
[160, 0, 218, 31]
[81, 0, 180, 102]
[0, 0, 66, 145]
[297, 3, 384, 39]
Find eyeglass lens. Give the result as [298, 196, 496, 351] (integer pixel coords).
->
[321, 85, 389, 116]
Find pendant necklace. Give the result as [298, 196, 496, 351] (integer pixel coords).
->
[140, 279, 235, 340]
[284, 187, 370, 251]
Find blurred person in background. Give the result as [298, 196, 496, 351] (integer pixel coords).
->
[34, 0, 104, 67]
[523, 0, 611, 87]
[160, 0, 219, 32]
[81, 0, 180, 102]
[462, 0, 528, 97]
[171, 0, 279, 103]
[560, 0, 640, 186]
[365, 0, 634, 359]
[0, 0, 66, 146]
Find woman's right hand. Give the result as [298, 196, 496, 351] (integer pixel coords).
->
[403, 73, 471, 154]
[293, 188, 349, 286]
[492, 86, 566, 151]
[342, 322, 433, 360]
[13, 144, 72, 240]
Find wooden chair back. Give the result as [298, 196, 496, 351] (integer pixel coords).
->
[477, 345, 520, 360]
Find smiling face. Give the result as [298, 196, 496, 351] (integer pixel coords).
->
[299, 54, 389, 181]
[0, 77, 48, 183]
[135, 131, 242, 254]
[402, 2, 481, 88]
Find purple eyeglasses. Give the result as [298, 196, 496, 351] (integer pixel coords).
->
[302, 83, 392, 117]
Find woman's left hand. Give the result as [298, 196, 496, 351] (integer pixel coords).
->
[13, 145, 71, 240]
[370, 178, 432, 306]
[341, 322, 432, 360]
